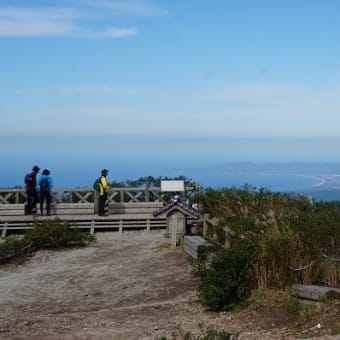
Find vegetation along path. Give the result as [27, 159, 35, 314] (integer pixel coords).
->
[0, 230, 338, 339]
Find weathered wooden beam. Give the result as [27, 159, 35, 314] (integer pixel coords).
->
[183, 235, 212, 260]
[292, 284, 340, 301]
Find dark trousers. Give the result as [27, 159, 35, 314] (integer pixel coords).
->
[98, 193, 107, 215]
[25, 190, 38, 215]
[40, 190, 52, 215]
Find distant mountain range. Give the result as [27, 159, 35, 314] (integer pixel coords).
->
[214, 162, 340, 201]
[215, 162, 340, 175]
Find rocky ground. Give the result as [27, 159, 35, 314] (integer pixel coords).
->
[0, 229, 339, 339]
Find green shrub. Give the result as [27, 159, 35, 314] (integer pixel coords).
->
[0, 236, 30, 260]
[331, 322, 340, 335]
[25, 219, 94, 249]
[0, 219, 95, 262]
[284, 296, 301, 314]
[198, 239, 256, 311]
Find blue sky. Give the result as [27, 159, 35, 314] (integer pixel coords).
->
[1, 0, 340, 185]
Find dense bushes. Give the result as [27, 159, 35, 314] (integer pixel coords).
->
[198, 186, 340, 310]
[198, 238, 256, 311]
[0, 219, 95, 262]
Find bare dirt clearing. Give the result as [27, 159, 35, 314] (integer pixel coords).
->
[0, 230, 338, 339]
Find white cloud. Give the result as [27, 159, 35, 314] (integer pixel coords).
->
[0, 5, 139, 38]
[58, 105, 130, 117]
[15, 87, 47, 95]
[7, 81, 340, 139]
[88, 0, 168, 16]
[204, 83, 340, 114]
[83, 26, 137, 38]
[0, 7, 77, 36]
[59, 84, 140, 95]
[205, 84, 298, 102]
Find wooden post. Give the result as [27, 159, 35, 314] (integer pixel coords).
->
[119, 220, 123, 234]
[145, 185, 150, 202]
[90, 220, 95, 235]
[203, 213, 208, 237]
[1, 222, 8, 238]
[146, 219, 150, 232]
[93, 191, 99, 214]
[171, 223, 177, 248]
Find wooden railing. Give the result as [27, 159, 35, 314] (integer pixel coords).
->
[0, 186, 199, 237]
[0, 186, 196, 204]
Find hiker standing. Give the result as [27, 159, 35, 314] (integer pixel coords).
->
[98, 169, 110, 216]
[24, 165, 40, 215]
[38, 169, 53, 216]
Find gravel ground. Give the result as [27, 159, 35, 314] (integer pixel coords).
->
[0, 229, 339, 339]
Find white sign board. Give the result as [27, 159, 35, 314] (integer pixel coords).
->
[160, 180, 185, 192]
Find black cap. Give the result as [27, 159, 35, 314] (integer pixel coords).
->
[32, 165, 40, 172]
[42, 169, 50, 175]
[101, 169, 109, 174]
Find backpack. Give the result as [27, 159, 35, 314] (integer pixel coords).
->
[25, 172, 35, 191]
[93, 177, 101, 192]
[39, 178, 50, 192]
[25, 173, 32, 185]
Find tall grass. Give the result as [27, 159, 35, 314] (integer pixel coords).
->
[199, 187, 340, 310]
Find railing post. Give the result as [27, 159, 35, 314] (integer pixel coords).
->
[93, 191, 98, 213]
[90, 220, 95, 235]
[171, 223, 177, 248]
[203, 213, 208, 237]
[1, 222, 8, 238]
[145, 185, 150, 202]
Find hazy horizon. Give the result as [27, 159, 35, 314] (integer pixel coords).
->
[2, 135, 340, 192]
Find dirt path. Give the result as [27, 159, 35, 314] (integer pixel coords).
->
[0, 230, 338, 339]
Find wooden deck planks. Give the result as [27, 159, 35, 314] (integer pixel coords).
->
[0, 202, 167, 237]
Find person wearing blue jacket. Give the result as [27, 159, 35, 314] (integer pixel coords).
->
[38, 169, 54, 216]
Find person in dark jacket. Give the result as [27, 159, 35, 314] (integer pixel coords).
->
[24, 165, 40, 215]
[38, 169, 54, 216]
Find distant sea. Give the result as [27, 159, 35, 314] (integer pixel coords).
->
[0, 157, 321, 193]
[2, 136, 340, 200]
[191, 170, 319, 192]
